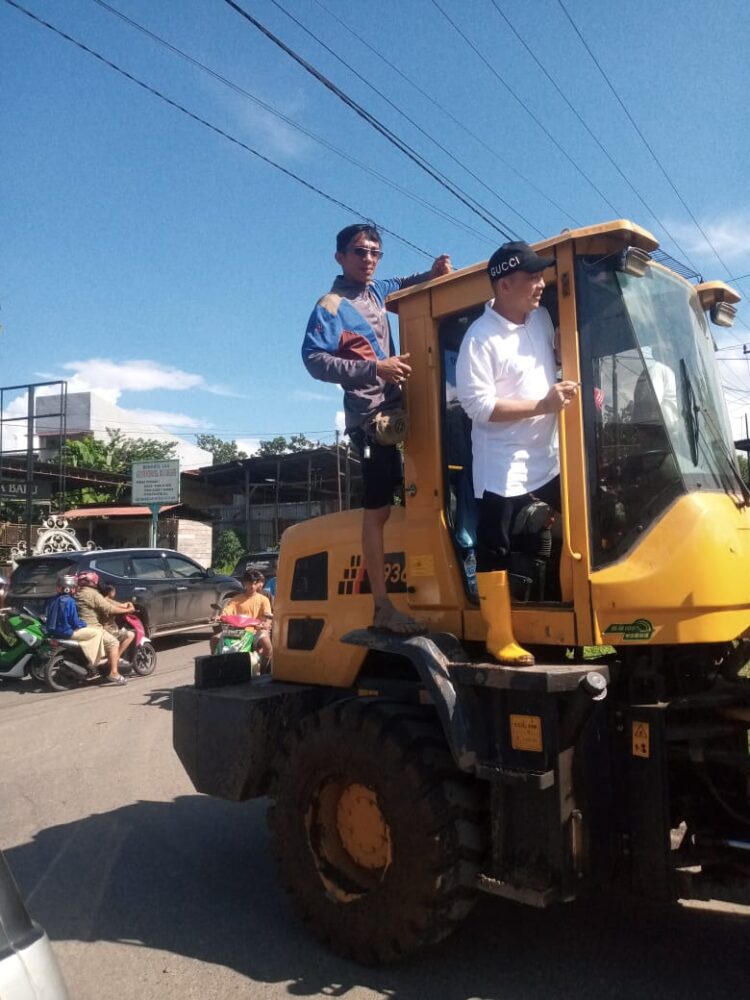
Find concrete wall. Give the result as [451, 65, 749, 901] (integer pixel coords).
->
[176, 519, 212, 568]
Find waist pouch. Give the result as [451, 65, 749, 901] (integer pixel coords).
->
[365, 407, 408, 446]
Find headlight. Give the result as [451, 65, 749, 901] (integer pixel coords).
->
[15, 628, 40, 647]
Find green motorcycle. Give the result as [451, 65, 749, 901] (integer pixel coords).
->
[0, 606, 51, 683]
[214, 611, 263, 676]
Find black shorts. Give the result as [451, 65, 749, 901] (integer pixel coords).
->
[348, 426, 402, 510]
[476, 476, 561, 572]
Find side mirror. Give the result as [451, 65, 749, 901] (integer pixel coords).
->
[206, 568, 216, 578]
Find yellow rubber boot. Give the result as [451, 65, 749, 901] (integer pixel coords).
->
[476, 571, 535, 667]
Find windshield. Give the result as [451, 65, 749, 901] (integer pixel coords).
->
[10, 558, 76, 595]
[576, 257, 742, 567]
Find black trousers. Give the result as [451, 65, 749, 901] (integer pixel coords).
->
[476, 476, 561, 573]
[348, 426, 402, 510]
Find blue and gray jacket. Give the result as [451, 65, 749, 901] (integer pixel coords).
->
[302, 272, 429, 430]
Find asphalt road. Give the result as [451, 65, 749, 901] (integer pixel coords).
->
[0, 636, 748, 1000]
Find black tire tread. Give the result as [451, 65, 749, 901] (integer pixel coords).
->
[269, 698, 486, 963]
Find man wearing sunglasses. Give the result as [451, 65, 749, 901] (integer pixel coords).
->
[302, 222, 451, 634]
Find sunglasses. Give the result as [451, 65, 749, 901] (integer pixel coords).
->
[348, 246, 383, 259]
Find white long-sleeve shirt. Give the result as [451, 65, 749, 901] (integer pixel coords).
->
[456, 302, 559, 498]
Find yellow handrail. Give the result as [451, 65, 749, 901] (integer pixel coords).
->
[558, 408, 582, 562]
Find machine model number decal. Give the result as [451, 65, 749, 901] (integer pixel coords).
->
[604, 618, 654, 640]
[338, 552, 406, 596]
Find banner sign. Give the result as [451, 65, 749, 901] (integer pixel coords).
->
[0, 479, 52, 501]
[131, 460, 180, 505]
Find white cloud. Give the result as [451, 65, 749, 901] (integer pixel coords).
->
[44, 358, 239, 403]
[0, 393, 29, 452]
[236, 437, 262, 456]
[293, 388, 340, 403]
[667, 215, 750, 265]
[236, 101, 312, 159]
[88, 408, 208, 433]
[62, 358, 203, 400]
[335, 410, 346, 433]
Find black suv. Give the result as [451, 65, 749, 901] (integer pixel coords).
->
[231, 550, 278, 580]
[8, 549, 241, 638]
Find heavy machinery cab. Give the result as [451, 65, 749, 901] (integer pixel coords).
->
[271, 220, 748, 683]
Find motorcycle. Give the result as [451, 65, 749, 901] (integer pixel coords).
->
[43, 607, 157, 692]
[0, 606, 51, 683]
[212, 606, 263, 676]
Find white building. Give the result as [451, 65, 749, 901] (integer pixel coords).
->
[34, 391, 210, 470]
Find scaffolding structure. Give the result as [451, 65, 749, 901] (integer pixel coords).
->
[0, 380, 68, 551]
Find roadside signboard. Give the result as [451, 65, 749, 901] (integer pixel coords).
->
[0, 480, 52, 501]
[131, 460, 180, 505]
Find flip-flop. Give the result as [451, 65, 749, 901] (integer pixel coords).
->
[372, 604, 427, 636]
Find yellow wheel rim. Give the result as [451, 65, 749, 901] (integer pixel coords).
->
[335, 783, 392, 870]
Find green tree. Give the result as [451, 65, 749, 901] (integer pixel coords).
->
[212, 528, 244, 573]
[289, 433, 320, 452]
[61, 428, 177, 504]
[257, 434, 320, 456]
[196, 434, 248, 464]
[257, 436, 290, 456]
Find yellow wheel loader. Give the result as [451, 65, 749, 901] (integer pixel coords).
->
[174, 220, 750, 963]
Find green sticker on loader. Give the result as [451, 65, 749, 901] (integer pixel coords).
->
[604, 618, 654, 641]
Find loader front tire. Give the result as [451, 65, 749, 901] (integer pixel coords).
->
[269, 699, 485, 964]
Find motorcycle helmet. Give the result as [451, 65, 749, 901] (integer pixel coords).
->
[57, 573, 78, 595]
[77, 570, 99, 589]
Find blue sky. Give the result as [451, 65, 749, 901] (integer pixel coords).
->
[3, 0, 750, 456]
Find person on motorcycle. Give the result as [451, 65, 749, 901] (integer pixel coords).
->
[99, 582, 138, 646]
[0, 574, 15, 647]
[44, 574, 108, 668]
[211, 569, 273, 664]
[75, 571, 135, 685]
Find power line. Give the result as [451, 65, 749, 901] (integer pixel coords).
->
[267, 0, 534, 236]
[89, 0, 495, 246]
[556, 0, 730, 278]
[489, 0, 697, 267]
[2, 0, 434, 259]
[429, 0, 622, 218]
[308, 0, 580, 232]
[221, 0, 516, 240]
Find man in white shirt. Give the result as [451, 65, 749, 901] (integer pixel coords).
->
[456, 241, 578, 666]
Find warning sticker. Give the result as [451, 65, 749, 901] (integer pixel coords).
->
[409, 554, 435, 578]
[510, 714, 543, 753]
[632, 721, 650, 758]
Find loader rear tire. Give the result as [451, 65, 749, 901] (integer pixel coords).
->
[269, 699, 486, 964]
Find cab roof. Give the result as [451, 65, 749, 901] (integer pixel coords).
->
[386, 218, 659, 311]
